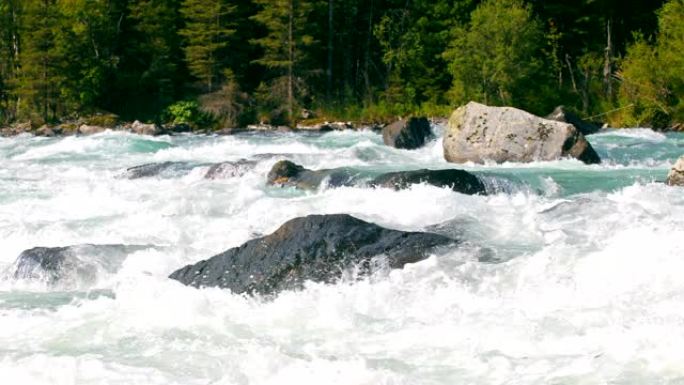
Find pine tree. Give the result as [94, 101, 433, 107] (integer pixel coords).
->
[17, 0, 64, 123]
[179, 0, 235, 92]
[251, 0, 320, 125]
[127, 0, 184, 115]
[0, 0, 21, 122]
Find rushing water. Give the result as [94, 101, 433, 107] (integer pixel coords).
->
[0, 127, 683, 384]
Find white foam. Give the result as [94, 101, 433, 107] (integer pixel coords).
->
[0, 131, 683, 383]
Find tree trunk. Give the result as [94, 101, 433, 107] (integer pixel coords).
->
[581, 66, 591, 115]
[288, 0, 294, 125]
[327, 0, 333, 101]
[363, 0, 374, 103]
[565, 54, 578, 93]
[603, 19, 613, 100]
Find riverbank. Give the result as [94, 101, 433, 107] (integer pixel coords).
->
[0, 119, 390, 137]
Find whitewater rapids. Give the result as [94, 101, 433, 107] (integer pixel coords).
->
[0, 127, 683, 384]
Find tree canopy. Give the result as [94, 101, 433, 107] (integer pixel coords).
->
[0, 0, 678, 128]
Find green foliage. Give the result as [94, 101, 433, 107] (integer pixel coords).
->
[179, 0, 236, 91]
[250, 0, 322, 125]
[443, 0, 553, 113]
[199, 72, 254, 127]
[374, 0, 474, 108]
[16, 0, 65, 123]
[0, 0, 673, 128]
[619, 0, 684, 128]
[128, 0, 183, 112]
[164, 100, 213, 128]
[83, 112, 119, 127]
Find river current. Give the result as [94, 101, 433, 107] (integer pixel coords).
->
[0, 127, 683, 384]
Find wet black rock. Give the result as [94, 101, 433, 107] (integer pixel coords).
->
[266, 160, 357, 190]
[546, 106, 601, 136]
[267, 160, 485, 195]
[382, 117, 433, 150]
[371, 169, 486, 195]
[169, 214, 455, 295]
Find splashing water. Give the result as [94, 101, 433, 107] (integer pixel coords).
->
[0, 128, 683, 384]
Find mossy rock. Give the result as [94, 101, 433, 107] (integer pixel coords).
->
[83, 113, 119, 128]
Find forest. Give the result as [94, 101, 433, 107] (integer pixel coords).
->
[0, 0, 682, 129]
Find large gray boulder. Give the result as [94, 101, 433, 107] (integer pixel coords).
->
[382, 117, 433, 149]
[546, 106, 600, 136]
[78, 124, 107, 135]
[443, 102, 601, 164]
[169, 214, 455, 295]
[129, 120, 160, 135]
[667, 156, 684, 186]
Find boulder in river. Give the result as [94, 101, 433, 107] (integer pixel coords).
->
[78, 124, 107, 135]
[169, 214, 455, 294]
[205, 160, 257, 179]
[128, 120, 160, 136]
[122, 160, 257, 180]
[267, 160, 357, 190]
[382, 117, 433, 150]
[546, 106, 600, 136]
[443, 102, 601, 164]
[11, 244, 149, 287]
[267, 160, 486, 194]
[371, 169, 486, 195]
[122, 161, 193, 179]
[667, 156, 684, 186]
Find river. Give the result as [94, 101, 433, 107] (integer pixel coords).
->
[0, 127, 683, 384]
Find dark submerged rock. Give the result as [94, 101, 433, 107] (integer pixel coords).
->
[169, 214, 455, 294]
[122, 161, 194, 179]
[546, 106, 600, 136]
[371, 169, 486, 195]
[11, 244, 148, 286]
[382, 117, 433, 150]
[122, 160, 257, 180]
[268, 161, 486, 194]
[205, 160, 257, 179]
[267, 160, 357, 190]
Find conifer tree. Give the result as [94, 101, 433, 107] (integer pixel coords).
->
[0, 0, 21, 122]
[179, 0, 236, 92]
[128, 0, 184, 113]
[251, 0, 320, 124]
[17, 0, 64, 123]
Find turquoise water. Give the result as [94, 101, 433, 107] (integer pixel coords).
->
[0, 127, 683, 384]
